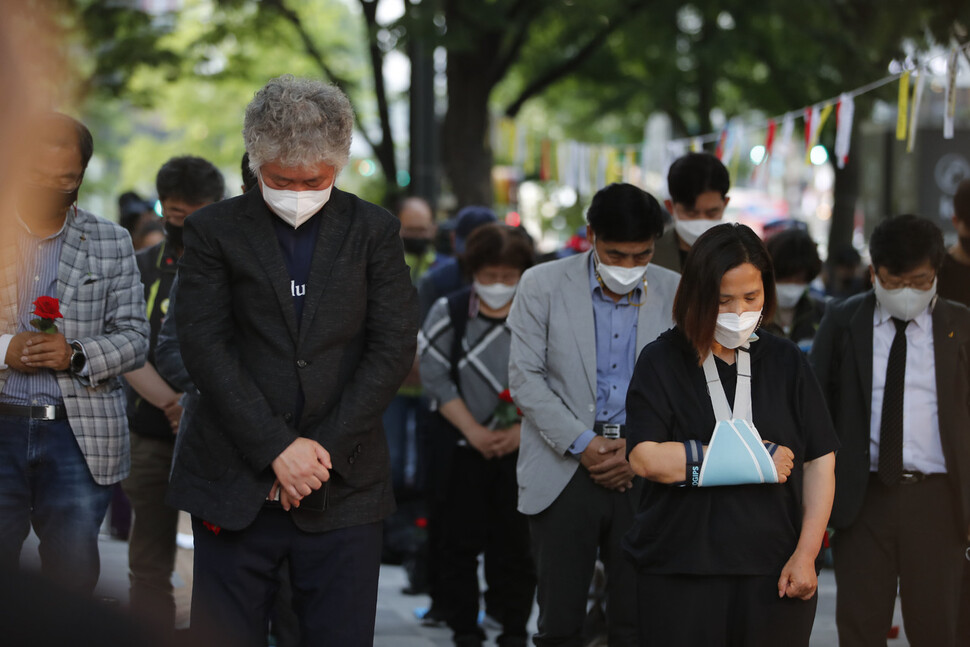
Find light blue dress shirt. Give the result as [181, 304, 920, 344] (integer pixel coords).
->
[567, 257, 641, 455]
[0, 216, 70, 406]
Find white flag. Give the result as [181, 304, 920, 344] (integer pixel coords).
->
[835, 94, 855, 169]
[944, 48, 959, 140]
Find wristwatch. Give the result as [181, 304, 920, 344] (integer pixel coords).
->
[69, 341, 86, 373]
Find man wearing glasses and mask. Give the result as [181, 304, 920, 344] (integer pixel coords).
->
[0, 112, 149, 593]
[812, 214, 970, 647]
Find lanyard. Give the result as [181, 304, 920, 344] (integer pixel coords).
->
[702, 346, 752, 423]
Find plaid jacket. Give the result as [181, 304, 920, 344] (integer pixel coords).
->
[0, 208, 150, 484]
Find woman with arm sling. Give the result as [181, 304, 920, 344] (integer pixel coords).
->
[624, 223, 838, 646]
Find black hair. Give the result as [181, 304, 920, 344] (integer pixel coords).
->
[586, 183, 665, 242]
[954, 179, 970, 226]
[869, 214, 946, 275]
[241, 152, 258, 193]
[462, 224, 535, 276]
[156, 156, 225, 205]
[766, 228, 822, 282]
[673, 223, 776, 362]
[118, 191, 154, 232]
[829, 243, 861, 268]
[667, 152, 730, 207]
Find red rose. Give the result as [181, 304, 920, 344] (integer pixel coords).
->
[202, 521, 221, 536]
[499, 388, 514, 404]
[32, 296, 63, 320]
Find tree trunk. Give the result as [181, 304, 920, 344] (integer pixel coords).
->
[828, 128, 861, 262]
[441, 50, 495, 207]
[408, 34, 439, 208]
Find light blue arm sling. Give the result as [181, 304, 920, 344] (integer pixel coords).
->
[696, 345, 779, 487]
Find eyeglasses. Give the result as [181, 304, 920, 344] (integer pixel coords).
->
[877, 273, 936, 291]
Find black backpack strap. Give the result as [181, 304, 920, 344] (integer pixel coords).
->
[445, 287, 473, 394]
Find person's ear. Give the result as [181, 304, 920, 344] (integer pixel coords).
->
[868, 264, 876, 285]
[585, 227, 595, 247]
[664, 199, 674, 215]
[722, 195, 731, 210]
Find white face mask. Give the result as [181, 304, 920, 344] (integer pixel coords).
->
[674, 218, 721, 247]
[260, 178, 332, 229]
[715, 310, 762, 349]
[592, 245, 647, 295]
[874, 277, 936, 321]
[775, 283, 807, 309]
[474, 280, 517, 310]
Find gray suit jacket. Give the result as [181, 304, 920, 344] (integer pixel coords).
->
[167, 188, 418, 532]
[0, 208, 149, 484]
[508, 251, 680, 515]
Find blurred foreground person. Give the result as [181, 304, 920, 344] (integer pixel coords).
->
[167, 76, 417, 646]
[0, 112, 149, 592]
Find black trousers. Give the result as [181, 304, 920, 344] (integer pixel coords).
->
[190, 509, 382, 647]
[438, 445, 536, 641]
[528, 467, 640, 647]
[636, 572, 817, 647]
[833, 474, 963, 647]
[959, 557, 970, 643]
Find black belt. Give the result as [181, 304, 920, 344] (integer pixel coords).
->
[898, 471, 945, 485]
[871, 471, 945, 485]
[0, 403, 68, 421]
[593, 422, 626, 439]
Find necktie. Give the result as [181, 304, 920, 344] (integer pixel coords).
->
[878, 317, 909, 486]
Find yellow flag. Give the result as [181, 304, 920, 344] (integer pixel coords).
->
[805, 104, 834, 164]
[896, 71, 910, 141]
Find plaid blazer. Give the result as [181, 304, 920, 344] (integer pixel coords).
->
[0, 208, 150, 484]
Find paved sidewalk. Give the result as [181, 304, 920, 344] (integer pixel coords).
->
[21, 528, 909, 646]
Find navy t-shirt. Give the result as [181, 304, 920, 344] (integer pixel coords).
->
[271, 211, 324, 421]
[622, 326, 840, 575]
[271, 211, 323, 324]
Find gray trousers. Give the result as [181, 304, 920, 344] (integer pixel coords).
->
[528, 468, 640, 647]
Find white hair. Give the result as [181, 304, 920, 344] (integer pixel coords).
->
[244, 75, 354, 174]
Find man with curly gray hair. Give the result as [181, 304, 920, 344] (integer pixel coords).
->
[166, 75, 419, 646]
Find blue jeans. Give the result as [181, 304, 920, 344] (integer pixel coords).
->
[0, 414, 113, 593]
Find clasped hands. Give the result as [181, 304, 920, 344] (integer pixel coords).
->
[5, 332, 71, 372]
[463, 422, 521, 459]
[581, 436, 635, 493]
[269, 437, 332, 511]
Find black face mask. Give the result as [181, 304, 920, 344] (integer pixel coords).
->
[17, 184, 77, 219]
[164, 220, 184, 250]
[402, 237, 431, 255]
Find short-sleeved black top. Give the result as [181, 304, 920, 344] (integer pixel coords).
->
[622, 326, 840, 575]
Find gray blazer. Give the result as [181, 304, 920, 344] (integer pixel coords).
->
[508, 251, 680, 515]
[0, 208, 150, 484]
[167, 188, 417, 533]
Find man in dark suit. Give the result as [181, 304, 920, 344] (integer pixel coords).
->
[167, 76, 418, 646]
[811, 214, 970, 647]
